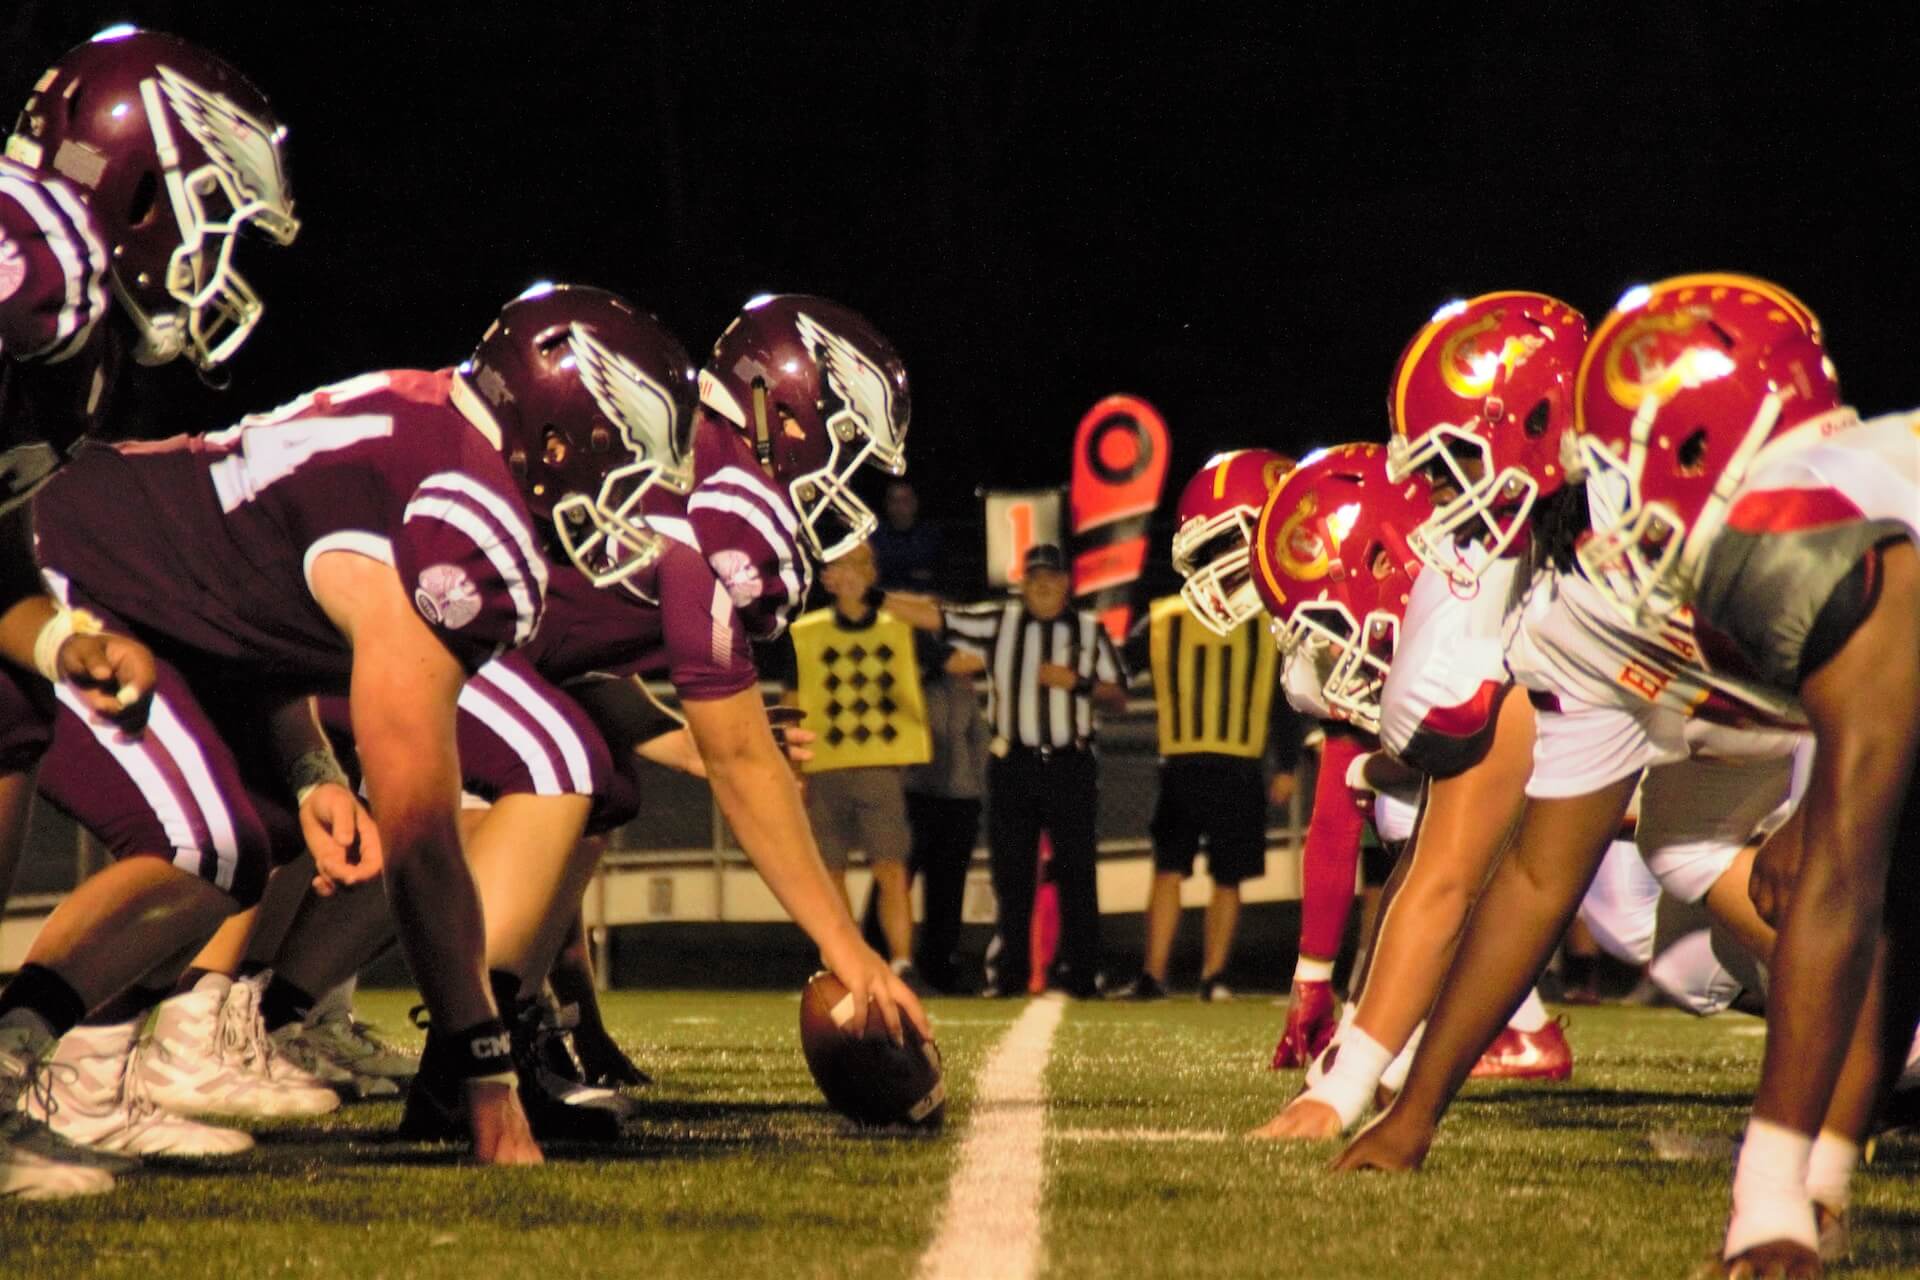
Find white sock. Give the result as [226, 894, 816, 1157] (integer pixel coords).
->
[1725, 1117, 1817, 1258]
[1378, 1020, 1425, 1093]
[1303, 1026, 1394, 1130]
[1805, 1129, 1860, 1212]
[1294, 956, 1335, 985]
[1508, 987, 1549, 1033]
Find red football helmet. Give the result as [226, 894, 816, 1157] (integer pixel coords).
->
[1171, 448, 1296, 634]
[1250, 443, 1429, 732]
[458, 282, 698, 592]
[1571, 273, 1846, 626]
[5, 26, 298, 370]
[1385, 292, 1587, 587]
[698, 294, 910, 562]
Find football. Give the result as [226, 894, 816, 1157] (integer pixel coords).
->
[798, 971, 946, 1128]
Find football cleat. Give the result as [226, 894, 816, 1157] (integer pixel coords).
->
[0, 1019, 116, 1198]
[24, 1021, 252, 1157]
[221, 975, 346, 1108]
[1198, 976, 1233, 1003]
[134, 975, 338, 1118]
[1468, 1016, 1573, 1081]
[1115, 974, 1169, 1002]
[269, 1023, 396, 1100]
[1271, 980, 1338, 1070]
[303, 980, 417, 1082]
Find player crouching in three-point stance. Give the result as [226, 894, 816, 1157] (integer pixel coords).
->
[1335, 275, 1915, 1279]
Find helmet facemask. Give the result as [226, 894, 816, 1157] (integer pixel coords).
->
[1272, 599, 1394, 734]
[551, 323, 696, 590]
[1389, 423, 1536, 589]
[1173, 505, 1261, 635]
[135, 65, 297, 369]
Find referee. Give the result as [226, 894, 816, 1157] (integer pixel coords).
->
[942, 544, 1127, 997]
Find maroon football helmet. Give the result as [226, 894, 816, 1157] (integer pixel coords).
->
[698, 294, 910, 562]
[1250, 443, 1430, 732]
[5, 26, 298, 370]
[457, 282, 698, 591]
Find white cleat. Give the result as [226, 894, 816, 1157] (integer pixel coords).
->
[222, 975, 345, 1111]
[0, 1017, 114, 1198]
[305, 980, 416, 1082]
[25, 1021, 252, 1158]
[133, 975, 338, 1119]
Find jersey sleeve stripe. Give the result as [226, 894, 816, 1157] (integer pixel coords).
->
[0, 173, 103, 360]
[34, 174, 108, 363]
[414, 470, 549, 596]
[402, 489, 542, 644]
[469, 661, 598, 793]
[686, 487, 807, 604]
[702, 465, 801, 537]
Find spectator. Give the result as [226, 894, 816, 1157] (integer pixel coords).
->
[1119, 592, 1288, 1001]
[870, 479, 943, 592]
[898, 639, 990, 993]
[936, 544, 1127, 998]
[786, 543, 933, 991]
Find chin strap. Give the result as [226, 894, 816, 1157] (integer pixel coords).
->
[750, 378, 775, 473]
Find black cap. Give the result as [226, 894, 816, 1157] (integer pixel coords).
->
[1023, 543, 1067, 575]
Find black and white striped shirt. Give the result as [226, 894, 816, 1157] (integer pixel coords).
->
[943, 601, 1125, 750]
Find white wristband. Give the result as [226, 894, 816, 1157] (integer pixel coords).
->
[1303, 1026, 1394, 1130]
[1344, 751, 1377, 792]
[32, 606, 101, 683]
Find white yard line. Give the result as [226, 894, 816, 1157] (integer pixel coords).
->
[916, 995, 1068, 1280]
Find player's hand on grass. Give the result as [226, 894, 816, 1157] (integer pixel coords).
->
[299, 780, 385, 895]
[1247, 1095, 1344, 1141]
[466, 1080, 543, 1166]
[59, 629, 155, 728]
[823, 937, 932, 1046]
[1328, 1109, 1430, 1173]
[1699, 1240, 1823, 1280]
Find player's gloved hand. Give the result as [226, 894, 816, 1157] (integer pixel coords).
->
[465, 1080, 543, 1166]
[821, 935, 931, 1047]
[1328, 1108, 1431, 1173]
[58, 630, 156, 729]
[1747, 822, 1804, 928]
[299, 780, 385, 896]
[1247, 1095, 1346, 1142]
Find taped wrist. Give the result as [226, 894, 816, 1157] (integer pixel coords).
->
[289, 749, 351, 808]
[1725, 1116, 1817, 1258]
[33, 606, 102, 682]
[446, 1017, 516, 1086]
[1303, 1026, 1394, 1130]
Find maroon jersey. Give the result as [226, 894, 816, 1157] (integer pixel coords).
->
[685, 425, 812, 643]
[0, 158, 116, 452]
[525, 540, 758, 704]
[32, 368, 546, 680]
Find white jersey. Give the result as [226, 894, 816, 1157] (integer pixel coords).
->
[1734, 408, 1919, 541]
[1504, 569, 1805, 797]
[1377, 551, 1515, 776]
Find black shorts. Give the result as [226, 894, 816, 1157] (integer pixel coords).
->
[1149, 754, 1268, 886]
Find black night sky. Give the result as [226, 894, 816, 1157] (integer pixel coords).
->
[7, 2, 1919, 534]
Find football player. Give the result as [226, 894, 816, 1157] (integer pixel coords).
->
[219, 291, 928, 1139]
[0, 25, 300, 1196]
[1569, 274, 1919, 1278]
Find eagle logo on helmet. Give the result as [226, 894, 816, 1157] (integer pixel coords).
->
[795, 311, 903, 452]
[154, 64, 296, 237]
[568, 323, 693, 490]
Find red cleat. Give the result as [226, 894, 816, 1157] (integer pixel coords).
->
[1270, 980, 1338, 1070]
[1469, 1016, 1573, 1081]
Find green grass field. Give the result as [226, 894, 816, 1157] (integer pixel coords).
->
[4, 991, 1918, 1278]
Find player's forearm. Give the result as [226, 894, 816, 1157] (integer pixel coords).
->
[0, 594, 56, 676]
[379, 799, 495, 1031]
[706, 746, 863, 957]
[1393, 781, 1631, 1129]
